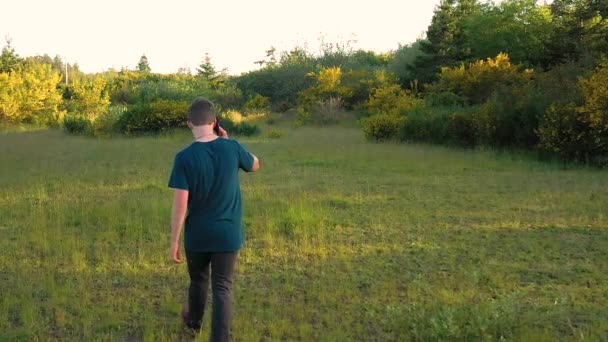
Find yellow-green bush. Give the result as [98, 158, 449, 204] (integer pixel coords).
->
[92, 106, 126, 137]
[362, 113, 406, 141]
[429, 53, 533, 105]
[0, 63, 64, 125]
[222, 109, 245, 124]
[115, 100, 189, 135]
[267, 129, 283, 139]
[538, 63, 608, 164]
[366, 84, 423, 116]
[70, 76, 110, 119]
[244, 94, 270, 115]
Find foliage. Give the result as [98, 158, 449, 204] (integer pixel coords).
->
[411, 0, 482, 85]
[137, 54, 151, 73]
[362, 113, 407, 141]
[463, 0, 554, 67]
[63, 115, 93, 135]
[209, 83, 245, 111]
[266, 129, 283, 139]
[236, 63, 314, 106]
[538, 63, 608, 164]
[0, 63, 64, 125]
[547, 0, 608, 65]
[115, 100, 189, 135]
[218, 111, 261, 136]
[92, 106, 127, 137]
[388, 40, 426, 88]
[400, 106, 452, 144]
[244, 94, 270, 115]
[235, 44, 392, 107]
[70, 76, 111, 119]
[197, 53, 227, 88]
[0, 37, 23, 73]
[366, 84, 423, 116]
[429, 53, 533, 105]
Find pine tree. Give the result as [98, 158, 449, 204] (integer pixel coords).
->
[548, 0, 608, 65]
[197, 53, 226, 87]
[0, 36, 23, 73]
[409, 0, 481, 85]
[137, 54, 151, 73]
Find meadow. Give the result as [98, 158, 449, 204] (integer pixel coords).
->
[1, 121, 607, 341]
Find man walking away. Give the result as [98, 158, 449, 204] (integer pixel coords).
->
[168, 98, 260, 341]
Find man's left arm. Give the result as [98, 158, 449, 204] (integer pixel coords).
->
[170, 189, 189, 263]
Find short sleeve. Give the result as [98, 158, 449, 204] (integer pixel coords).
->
[235, 141, 254, 172]
[168, 154, 189, 190]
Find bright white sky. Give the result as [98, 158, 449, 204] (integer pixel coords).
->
[1, 0, 443, 75]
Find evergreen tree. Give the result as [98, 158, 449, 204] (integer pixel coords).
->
[410, 0, 481, 85]
[548, 0, 608, 65]
[137, 54, 151, 73]
[197, 53, 226, 87]
[0, 36, 23, 73]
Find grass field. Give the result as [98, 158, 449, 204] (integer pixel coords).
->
[1, 122, 607, 341]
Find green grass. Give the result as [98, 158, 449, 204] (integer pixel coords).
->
[1, 123, 607, 341]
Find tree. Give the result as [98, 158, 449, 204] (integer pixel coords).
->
[547, 0, 608, 65]
[388, 40, 426, 88]
[254, 47, 278, 67]
[410, 0, 482, 85]
[0, 63, 64, 124]
[137, 54, 151, 73]
[463, 0, 554, 68]
[0, 36, 23, 73]
[197, 53, 226, 88]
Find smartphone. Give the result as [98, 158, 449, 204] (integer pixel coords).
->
[213, 118, 220, 135]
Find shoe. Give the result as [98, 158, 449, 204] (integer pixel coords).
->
[181, 302, 201, 331]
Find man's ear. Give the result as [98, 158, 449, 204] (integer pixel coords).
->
[187, 121, 193, 129]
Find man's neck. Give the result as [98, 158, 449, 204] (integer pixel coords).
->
[191, 126, 216, 142]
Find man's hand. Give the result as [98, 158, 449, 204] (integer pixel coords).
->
[171, 242, 183, 263]
[218, 125, 229, 139]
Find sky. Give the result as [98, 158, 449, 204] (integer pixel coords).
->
[1, 0, 443, 75]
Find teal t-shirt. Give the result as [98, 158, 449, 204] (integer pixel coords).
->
[168, 138, 254, 252]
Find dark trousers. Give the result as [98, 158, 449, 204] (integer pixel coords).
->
[185, 250, 238, 342]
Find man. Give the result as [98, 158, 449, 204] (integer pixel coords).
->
[168, 97, 260, 341]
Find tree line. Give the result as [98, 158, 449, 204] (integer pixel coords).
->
[1, 0, 607, 164]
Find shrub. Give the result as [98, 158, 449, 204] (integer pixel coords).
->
[244, 94, 270, 115]
[266, 116, 277, 125]
[219, 116, 261, 137]
[115, 100, 189, 135]
[538, 63, 608, 165]
[295, 106, 311, 127]
[401, 107, 451, 143]
[362, 114, 406, 141]
[70, 76, 110, 119]
[217, 110, 261, 136]
[222, 110, 245, 124]
[0, 63, 65, 125]
[448, 111, 477, 147]
[235, 63, 314, 105]
[428, 53, 533, 105]
[93, 106, 126, 137]
[425, 91, 465, 107]
[272, 100, 291, 113]
[231, 122, 260, 136]
[267, 129, 283, 139]
[63, 115, 93, 135]
[211, 84, 245, 110]
[366, 84, 422, 116]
